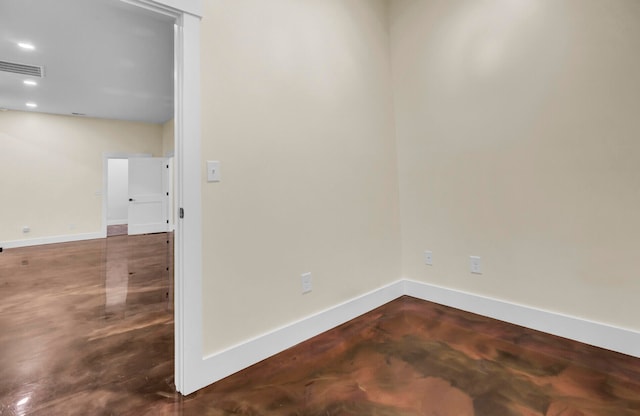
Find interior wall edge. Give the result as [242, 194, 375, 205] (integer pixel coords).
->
[1, 232, 105, 249]
[188, 277, 640, 394]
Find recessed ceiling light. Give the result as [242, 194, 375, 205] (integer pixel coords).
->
[23, 80, 38, 86]
[18, 42, 35, 50]
[26, 102, 37, 108]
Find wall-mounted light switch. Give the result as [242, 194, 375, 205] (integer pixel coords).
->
[207, 160, 221, 182]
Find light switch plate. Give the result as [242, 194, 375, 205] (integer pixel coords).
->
[207, 160, 221, 182]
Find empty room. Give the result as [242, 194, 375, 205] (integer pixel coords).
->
[1, 0, 639, 415]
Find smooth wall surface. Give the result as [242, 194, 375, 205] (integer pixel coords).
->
[0, 111, 163, 243]
[107, 158, 129, 225]
[390, 0, 640, 331]
[200, 0, 401, 354]
[162, 118, 174, 157]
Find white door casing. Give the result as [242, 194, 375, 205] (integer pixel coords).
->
[102, 152, 152, 236]
[127, 157, 169, 235]
[122, 0, 202, 395]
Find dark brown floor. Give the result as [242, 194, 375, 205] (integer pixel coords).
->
[0, 233, 174, 416]
[107, 224, 128, 237]
[1, 236, 639, 415]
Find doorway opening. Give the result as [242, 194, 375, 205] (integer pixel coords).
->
[114, 0, 203, 395]
[103, 154, 175, 237]
[0, 0, 202, 400]
[107, 158, 130, 236]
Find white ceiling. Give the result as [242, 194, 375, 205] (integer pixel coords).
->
[0, 0, 174, 124]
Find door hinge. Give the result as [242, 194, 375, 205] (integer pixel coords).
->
[179, 208, 184, 219]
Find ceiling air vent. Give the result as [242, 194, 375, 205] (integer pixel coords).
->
[0, 60, 44, 77]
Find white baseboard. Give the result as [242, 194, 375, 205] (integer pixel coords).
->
[403, 279, 640, 359]
[190, 278, 640, 393]
[1, 232, 104, 249]
[193, 280, 405, 391]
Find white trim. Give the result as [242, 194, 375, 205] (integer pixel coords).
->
[1, 232, 103, 249]
[404, 279, 640, 359]
[120, 0, 202, 17]
[166, 157, 175, 233]
[193, 281, 405, 391]
[184, 278, 640, 394]
[119, 1, 202, 395]
[172, 11, 202, 395]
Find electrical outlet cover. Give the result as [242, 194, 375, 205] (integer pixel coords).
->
[424, 250, 433, 266]
[470, 256, 482, 274]
[301, 272, 312, 294]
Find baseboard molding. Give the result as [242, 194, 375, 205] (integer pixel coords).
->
[403, 279, 640, 359]
[189, 278, 640, 393]
[193, 280, 405, 391]
[1, 232, 105, 249]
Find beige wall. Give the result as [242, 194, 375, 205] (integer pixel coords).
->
[390, 0, 640, 330]
[0, 111, 163, 243]
[162, 118, 174, 157]
[200, 0, 401, 354]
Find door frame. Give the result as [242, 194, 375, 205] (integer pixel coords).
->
[102, 153, 152, 236]
[119, 0, 203, 395]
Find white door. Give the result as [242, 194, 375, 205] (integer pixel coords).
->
[128, 157, 169, 235]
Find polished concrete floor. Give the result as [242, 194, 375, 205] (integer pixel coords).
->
[0, 233, 174, 415]
[1, 235, 639, 415]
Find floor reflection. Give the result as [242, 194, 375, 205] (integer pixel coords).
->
[105, 235, 129, 318]
[0, 233, 175, 416]
[2, 235, 639, 415]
